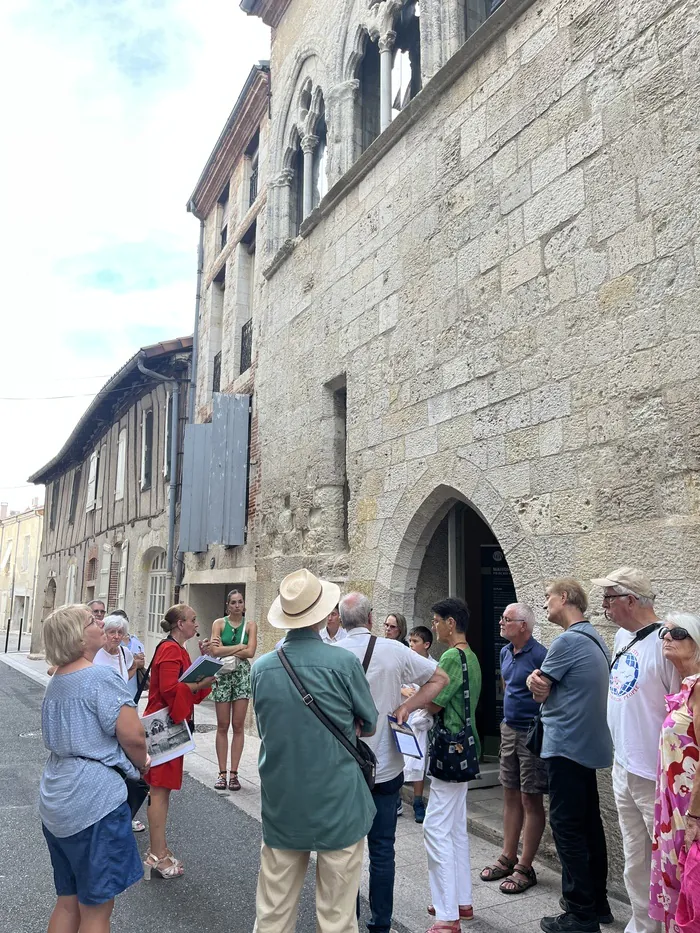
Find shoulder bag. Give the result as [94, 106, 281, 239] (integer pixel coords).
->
[276, 641, 377, 790]
[78, 755, 150, 819]
[427, 648, 480, 783]
[525, 625, 613, 756]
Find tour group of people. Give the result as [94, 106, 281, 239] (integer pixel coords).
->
[35, 565, 700, 933]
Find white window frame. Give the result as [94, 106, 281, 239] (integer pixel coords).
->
[117, 540, 128, 608]
[66, 564, 77, 604]
[163, 393, 173, 479]
[86, 450, 98, 511]
[97, 544, 112, 603]
[147, 551, 168, 636]
[115, 429, 126, 501]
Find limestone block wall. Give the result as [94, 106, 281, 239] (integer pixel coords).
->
[248, 0, 700, 887]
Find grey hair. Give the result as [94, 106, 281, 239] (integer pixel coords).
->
[87, 599, 105, 609]
[609, 583, 655, 608]
[510, 602, 536, 633]
[666, 611, 700, 663]
[103, 615, 128, 636]
[339, 592, 372, 630]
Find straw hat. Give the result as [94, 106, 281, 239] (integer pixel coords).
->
[268, 569, 341, 630]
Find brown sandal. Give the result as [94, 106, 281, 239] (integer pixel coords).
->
[480, 854, 515, 882]
[229, 771, 241, 791]
[214, 770, 227, 790]
[499, 864, 537, 894]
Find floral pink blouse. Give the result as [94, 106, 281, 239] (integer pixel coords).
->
[650, 675, 700, 933]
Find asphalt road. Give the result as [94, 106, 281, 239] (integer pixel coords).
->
[0, 663, 397, 933]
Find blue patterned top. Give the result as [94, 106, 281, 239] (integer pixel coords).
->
[40, 665, 139, 837]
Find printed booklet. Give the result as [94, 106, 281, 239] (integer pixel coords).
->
[141, 708, 196, 767]
[387, 715, 423, 758]
[178, 655, 224, 683]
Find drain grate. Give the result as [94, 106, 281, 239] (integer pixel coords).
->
[19, 730, 42, 737]
[193, 724, 217, 733]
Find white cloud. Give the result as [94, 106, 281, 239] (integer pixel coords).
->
[0, 0, 270, 509]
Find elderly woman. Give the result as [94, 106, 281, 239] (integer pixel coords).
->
[94, 615, 144, 685]
[384, 611, 409, 646]
[650, 612, 700, 932]
[142, 604, 215, 878]
[40, 604, 149, 933]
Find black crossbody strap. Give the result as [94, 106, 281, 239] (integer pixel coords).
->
[362, 635, 377, 673]
[611, 622, 660, 667]
[276, 647, 366, 768]
[570, 627, 611, 670]
[134, 636, 176, 704]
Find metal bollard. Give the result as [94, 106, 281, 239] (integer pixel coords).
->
[4, 621, 10, 654]
[17, 617, 23, 653]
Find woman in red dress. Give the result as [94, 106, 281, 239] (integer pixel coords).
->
[143, 604, 215, 879]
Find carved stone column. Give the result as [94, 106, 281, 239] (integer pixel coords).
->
[379, 30, 396, 133]
[419, 0, 467, 82]
[300, 134, 318, 218]
[326, 79, 360, 185]
[269, 168, 294, 253]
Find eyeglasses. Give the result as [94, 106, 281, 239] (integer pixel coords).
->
[500, 616, 527, 624]
[92, 609, 106, 617]
[602, 594, 629, 605]
[658, 625, 691, 641]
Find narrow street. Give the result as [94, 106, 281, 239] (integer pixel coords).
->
[0, 664, 327, 933]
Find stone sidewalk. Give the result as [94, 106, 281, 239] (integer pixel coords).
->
[1, 651, 632, 933]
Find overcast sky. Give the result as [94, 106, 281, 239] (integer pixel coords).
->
[0, 0, 269, 512]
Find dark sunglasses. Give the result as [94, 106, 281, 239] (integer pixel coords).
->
[658, 625, 690, 641]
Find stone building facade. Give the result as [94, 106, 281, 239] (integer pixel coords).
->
[188, 0, 700, 882]
[0, 502, 43, 649]
[29, 338, 192, 660]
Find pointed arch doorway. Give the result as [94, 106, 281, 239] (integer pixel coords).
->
[412, 500, 516, 759]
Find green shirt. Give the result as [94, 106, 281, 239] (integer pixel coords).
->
[251, 628, 378, 851]
[433, 646, 482, 759]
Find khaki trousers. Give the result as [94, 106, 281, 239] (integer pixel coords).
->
[612, 760, 661, 933]
[253, 838, 364, 933]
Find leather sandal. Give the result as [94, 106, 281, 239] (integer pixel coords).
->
[143, 851, 184, 880]
[229, 771, 241, 791]
[214, 770, 227, 790]
[499, 863, 537, 894]
[480, 853, 515, 881]
[428, 904, 473, 919]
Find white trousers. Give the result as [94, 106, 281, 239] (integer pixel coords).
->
[612, 760, 661, 933]
[423, 777, 471, 921]
[253, 839, 364, 933]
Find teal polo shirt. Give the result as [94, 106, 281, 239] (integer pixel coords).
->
[251, 628, 378, 851]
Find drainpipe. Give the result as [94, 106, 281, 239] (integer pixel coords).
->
[137, 356, 179, 576]
[187, 208, 204, 425]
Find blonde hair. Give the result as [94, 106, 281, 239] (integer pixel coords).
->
[44, 604, 92, 667]
[161, 604, 191, 633]
[548, 577, 588, 614]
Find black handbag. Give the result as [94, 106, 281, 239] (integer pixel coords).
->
[428, 648, 480, 783]
[525, 713, 543, 755]
[79, 758, 149, 818]
[276, 646, 377, 790]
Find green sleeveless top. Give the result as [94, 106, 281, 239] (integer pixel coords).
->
[221, 616, 248, 647]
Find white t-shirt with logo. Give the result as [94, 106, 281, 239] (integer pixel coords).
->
[608, 626, 681, 780]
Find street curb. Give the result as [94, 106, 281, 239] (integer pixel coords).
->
[0, 654, 50, 688]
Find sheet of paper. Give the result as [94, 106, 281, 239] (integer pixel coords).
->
[141, 707, 196, 766]
[388, 715, 423, 758]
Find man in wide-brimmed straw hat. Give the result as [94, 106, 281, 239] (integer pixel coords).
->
[251, 569, 379, 933]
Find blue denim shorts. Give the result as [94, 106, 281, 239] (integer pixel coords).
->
[42, 801, 143, 905]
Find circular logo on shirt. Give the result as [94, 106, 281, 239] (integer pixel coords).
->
[609, 651, 640, 699]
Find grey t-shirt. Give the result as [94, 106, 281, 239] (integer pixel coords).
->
[40, 665, 139, 838]
[540, 622, 613, 770]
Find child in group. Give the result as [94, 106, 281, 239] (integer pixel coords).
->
[401, 625, 438, 823]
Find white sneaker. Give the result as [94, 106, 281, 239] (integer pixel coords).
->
[132, 818, 146, 832]
[397, 800, 403, 816]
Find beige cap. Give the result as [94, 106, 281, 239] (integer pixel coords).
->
[590, 566, 656, 600]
